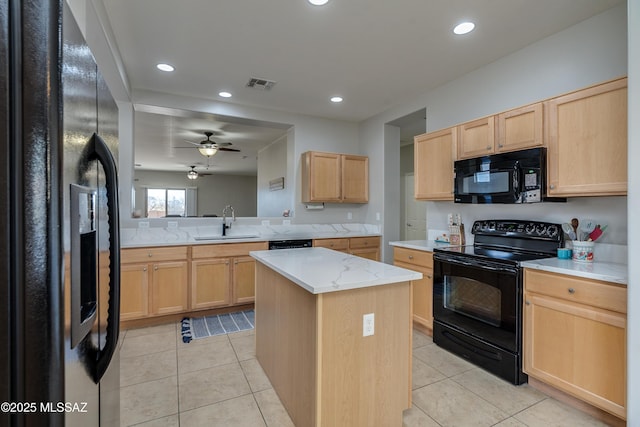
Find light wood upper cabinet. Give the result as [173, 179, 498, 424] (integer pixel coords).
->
[523, 269, 626, 419]
[496, 102, 544, 153]
[457, 116, 496, 159]
[341, 155, 369, 203]
[546, 78, 627, 197]
[302, 151, 369, 203]
[414, 127, 456, 200]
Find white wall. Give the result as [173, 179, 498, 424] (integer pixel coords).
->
[627, 0, 638, 421]
[134, 170, 257, 217]
[257, 134, 292, 217]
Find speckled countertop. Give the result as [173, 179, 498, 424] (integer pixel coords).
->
[250, 247, 422, 294]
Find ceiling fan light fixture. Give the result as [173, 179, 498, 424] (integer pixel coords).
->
[187, 166, 199, 180]
[198, 146, 218, 157]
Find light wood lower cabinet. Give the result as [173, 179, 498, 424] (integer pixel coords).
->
[313, 236, 381, 261]
[523, 269, 627, 420]
[393, 247, 433, 333]
[191, 242, 268, 310]
[120, 246, 188, 320]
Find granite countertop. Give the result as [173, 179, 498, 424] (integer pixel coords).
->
[250, 247, 422, 294]
[521, 258, 628, 285]
[388, 240, 454, 252]
[120, 223, 381, 248]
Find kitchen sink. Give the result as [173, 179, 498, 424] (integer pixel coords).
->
[193, 234, 260, 241]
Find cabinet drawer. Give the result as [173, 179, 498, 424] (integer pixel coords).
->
[349, 236, 380, 249]
[393, 247, 433, 268]
[192, 241, 268, 259]
[313, 238, 349, 251]
[524, 269, 626, 313]
[122, 246, 188, 263]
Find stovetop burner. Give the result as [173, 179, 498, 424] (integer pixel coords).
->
[434, 219, 564, 266]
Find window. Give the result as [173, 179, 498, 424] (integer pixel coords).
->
[146, 188, 186, 218]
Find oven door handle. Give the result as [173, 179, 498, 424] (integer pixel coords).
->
[434, 255, 518, 274]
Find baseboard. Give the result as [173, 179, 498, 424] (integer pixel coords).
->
[527, 377, 626, 427]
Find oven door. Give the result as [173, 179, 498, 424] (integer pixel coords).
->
[433, 253, 521, 353]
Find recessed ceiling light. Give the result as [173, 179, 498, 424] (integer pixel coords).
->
[330, 96, 343, 103]
[219, 91, 232, 98]
[156, 63, 175, 72]
[453, 22, 475, 35]
[308, 0, 329, 5]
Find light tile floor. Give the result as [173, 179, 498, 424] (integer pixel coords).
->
[119, 323, 612, 426]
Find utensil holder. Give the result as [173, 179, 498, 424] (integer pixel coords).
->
[571, 240, 594, 262]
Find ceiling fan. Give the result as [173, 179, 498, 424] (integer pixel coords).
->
[180, 131, 241, 157]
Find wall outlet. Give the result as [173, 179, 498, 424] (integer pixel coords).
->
[347, 212, 353, 220]
[167, 221, 178, 229]
[138, 221, 149, 229]
[363, 313, 374, 337]
[376, 212, 381, 221]
[261, 220, 270, 226]
[282, 219, 291, 226]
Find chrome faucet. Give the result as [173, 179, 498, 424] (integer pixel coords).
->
[222, 205, 235, 236]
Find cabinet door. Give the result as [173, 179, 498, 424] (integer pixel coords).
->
[349, 248, 379, 261]
[496, 103, 543, 153]
[120, 263, 149, 320]
[414, 128, 456, 200]
[457, 116, 495, 159]
[151, 261, 188, 315]
[396, 261, 433, 332]
[232, 256, 257, 305]
[523, 293, 626, 418]
[341, 155, 369, 203]
[546, 78, 627, 196]
[191, 258, 231, 309]
[302, 151, 342, 202]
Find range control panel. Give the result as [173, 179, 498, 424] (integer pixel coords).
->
[471, 219, 561, 241]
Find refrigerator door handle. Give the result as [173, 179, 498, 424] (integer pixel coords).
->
[82, 133, 121, 383]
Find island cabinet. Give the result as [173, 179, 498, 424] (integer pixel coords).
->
[393, 247, 433, 334]
[523, 269, 627, 420]
[120, 246, 188, 320]
[414, 127, 456, 201]
[546, 77, 627, 197]
[301, 151, 369, 203]
[191, 241, 268, 309]
[313, 236, 381, 261]
[252, 248, 416, 427]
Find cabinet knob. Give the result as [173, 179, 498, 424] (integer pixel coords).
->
[234, 261, 238, 265]
[408, 255, 413, 259]
[148, 253, 152, 257]
[525, 300, 530, 305]
[154, 265, 158, 271]
[550, 184, 555, 189]
[143, 267, 147, 272]
[427, 275, 432, 279]
[498, 144, 503, 148]
[568, 288, 575, 294]
[486, 146, 491, 150]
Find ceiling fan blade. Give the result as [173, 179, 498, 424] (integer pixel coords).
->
[218, 147, 241, 152]
[183, 140, 203, 147]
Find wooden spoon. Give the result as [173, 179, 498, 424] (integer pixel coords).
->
[571, 218, 579, 239]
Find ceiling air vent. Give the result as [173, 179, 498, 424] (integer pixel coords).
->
[246, 77, 276, 90]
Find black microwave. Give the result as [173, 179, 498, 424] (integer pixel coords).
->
[454, 148, 565, 204]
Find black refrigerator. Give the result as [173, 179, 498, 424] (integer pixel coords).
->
[1, 1, 121, 426]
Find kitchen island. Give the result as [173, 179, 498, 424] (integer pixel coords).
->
[250, 247, 422, 427]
